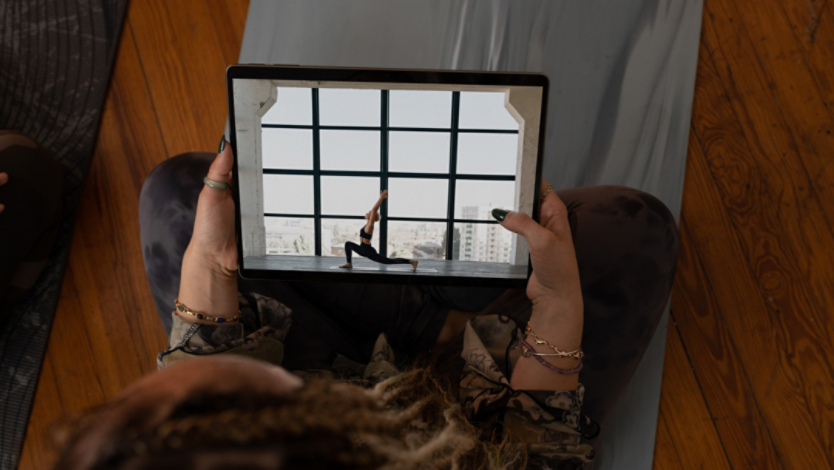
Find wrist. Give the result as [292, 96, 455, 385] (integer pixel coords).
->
[177, 245, 239, 323]
[185, 243, 237, 278]
[526, 296, 584, 353]
[530, 296, 583, 321]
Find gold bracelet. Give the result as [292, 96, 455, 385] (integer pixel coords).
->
[174, 298, 241, 324]
[524, 324, 584, 360]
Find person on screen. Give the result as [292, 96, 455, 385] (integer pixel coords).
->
[339, 189, 419, 272]
[53, 139, 679, 470]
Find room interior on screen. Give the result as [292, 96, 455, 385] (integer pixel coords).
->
[233, 80, 542, 279]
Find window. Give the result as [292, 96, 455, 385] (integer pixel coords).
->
[261, 87, 519, 259]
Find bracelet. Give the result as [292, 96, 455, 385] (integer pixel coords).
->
[514, 342, 574, 357]
[525, 324, 584, 360]
[174, 298, 241, 323]
[518, 337, 583, 375]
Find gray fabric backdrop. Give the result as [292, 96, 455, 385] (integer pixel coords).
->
[236, 1, 703, 467]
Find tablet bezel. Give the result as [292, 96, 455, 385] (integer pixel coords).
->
[227, 64, 549, 287]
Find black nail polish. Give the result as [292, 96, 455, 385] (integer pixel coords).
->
[491, 208, 508, 221]
[218, 135, 226, 153]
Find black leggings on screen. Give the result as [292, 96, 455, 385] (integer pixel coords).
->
[345, 241, 411, 265]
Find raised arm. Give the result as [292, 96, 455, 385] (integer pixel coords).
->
[364, 190, 387, 234]
[371, 189, 387, 213]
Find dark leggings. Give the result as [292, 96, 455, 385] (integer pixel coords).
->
[344, 240, 410, 265]
[140, 152, 678, 448]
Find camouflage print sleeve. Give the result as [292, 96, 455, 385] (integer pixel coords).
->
[157, 292, 293, 369]
[459, 315, 596, 469]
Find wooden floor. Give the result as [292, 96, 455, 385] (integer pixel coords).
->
[17, 0, 834, 468]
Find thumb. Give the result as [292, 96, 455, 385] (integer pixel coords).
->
[492, 209, 553, 251]
[207, 137, 233, 184]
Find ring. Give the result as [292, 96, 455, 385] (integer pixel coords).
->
[540, 184, 553, 201]
[203, 176, 228, 190]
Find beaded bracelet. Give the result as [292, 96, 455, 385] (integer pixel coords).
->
[518, 337, 583, 375]
[174, 298, 241, 323]
[525, 324, 584, 360]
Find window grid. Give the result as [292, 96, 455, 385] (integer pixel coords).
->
[262, 89, 518, 260]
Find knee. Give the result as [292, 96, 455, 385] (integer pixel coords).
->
[140, 152, 215, 203]
[139, 152, 214, 231]
[581, 185, 678, 261]
[572, 186, 678, 322]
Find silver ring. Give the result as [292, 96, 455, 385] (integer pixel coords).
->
[203, 176, 228, 190]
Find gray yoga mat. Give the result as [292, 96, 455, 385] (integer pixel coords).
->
[0, 1, 128, 469]
[238, 1, 702, 468]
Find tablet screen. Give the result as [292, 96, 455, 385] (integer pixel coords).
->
[230, 69, 546, 286]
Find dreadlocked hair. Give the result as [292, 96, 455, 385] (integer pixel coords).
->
[57, 368, 528, 470]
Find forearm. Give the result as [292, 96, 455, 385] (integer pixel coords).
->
[509, 297, 584, 391]
[370, 198, 383, 214]
[176, 244, 239, 324]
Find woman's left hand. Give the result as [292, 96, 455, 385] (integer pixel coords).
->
[496, 179, 582, 317]
[495, 178, 584, 390]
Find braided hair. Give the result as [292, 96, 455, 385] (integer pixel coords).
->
[55, 369, 528, 470]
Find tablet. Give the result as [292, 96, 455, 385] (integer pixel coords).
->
[227, 65, 548, 287]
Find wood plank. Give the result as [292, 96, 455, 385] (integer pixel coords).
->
[127, 0, 235, 156]
[17, 266, 109, 470]
[17, 352, 64, 470]
[16, 16, 170, 470]
[205, 0, 251, 65]
[652, 409, 685, 470]
[692, 7, 834, 464]
[738, 0, 834, 354]
[656, 317, 733, 470]
[701, 0, 834, 377]
[671, 211, 783, 469]
[18, 1, 251, 466]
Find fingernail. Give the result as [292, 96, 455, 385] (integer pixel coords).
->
[491, 208, 509, 222]
[0, 204, 5, 213]
[218, 135, 226, 154]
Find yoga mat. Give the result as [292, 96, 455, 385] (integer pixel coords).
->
[0, 1, 128, 468]
[237, 1, 702, 468]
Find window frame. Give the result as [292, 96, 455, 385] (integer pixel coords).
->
[262, 88, 518, 259]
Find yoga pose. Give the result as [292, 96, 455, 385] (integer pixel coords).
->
[339, 189, 418, 272]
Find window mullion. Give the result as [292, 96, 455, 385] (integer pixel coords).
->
[312, 88, 322, 256]
[446, 92, 460, 260]
[380, 90, 389, 257]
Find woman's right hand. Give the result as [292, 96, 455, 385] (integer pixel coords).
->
[187, 139, 238, 275]
[176, 138, 240, 322]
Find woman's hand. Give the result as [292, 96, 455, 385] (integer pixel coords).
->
[495, 178, 584, 390]
[495, 179, 582, 317]
[188, 139, 238, 275]
[176, 138, 240, 322]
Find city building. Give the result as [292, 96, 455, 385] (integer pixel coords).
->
[459, 205, 511, 263]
